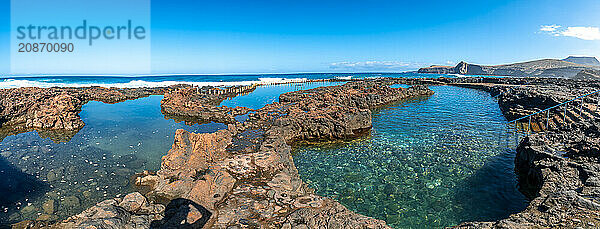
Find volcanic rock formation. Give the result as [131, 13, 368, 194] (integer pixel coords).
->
[36, 80, 433, 228]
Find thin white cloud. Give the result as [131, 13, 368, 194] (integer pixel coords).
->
[540, 25, 600, 40]
[540, 25, 560, 32]
[329, 61, 422, 71]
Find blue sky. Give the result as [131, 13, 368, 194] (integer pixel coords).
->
[1, 0, 599, 74]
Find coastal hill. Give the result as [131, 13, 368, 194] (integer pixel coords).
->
[563, 56, 600, 66]
[418, 57, 600, 78]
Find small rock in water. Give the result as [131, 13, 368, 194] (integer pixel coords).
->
[42, 199, 55, 214]
[37, 214, 56, 221]
[47, 171, 58, 182]
[62, 196, 80, 209]
[19, 205, 37, 217]
[8, 212, 21, 221]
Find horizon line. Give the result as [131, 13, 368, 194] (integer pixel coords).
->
[0, 71, 421, 78]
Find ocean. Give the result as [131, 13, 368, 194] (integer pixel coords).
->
[0, 73, 448, 89]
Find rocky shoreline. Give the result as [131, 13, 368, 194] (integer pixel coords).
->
[4, 80, 433, 228]
[0, 87, 167, 143]
[5, 76, 600, 228]
[0, 85, 260, 143]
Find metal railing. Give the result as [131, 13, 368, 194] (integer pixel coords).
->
[507, 88, 600, 135]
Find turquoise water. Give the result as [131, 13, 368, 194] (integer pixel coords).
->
[221, 81, 344, 109]
[293, 86, 527, 228]
[78, 95, 227, 170]
[0, 82, 526, 227]
[0, 95, 225, 224]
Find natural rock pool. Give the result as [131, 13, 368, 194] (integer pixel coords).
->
[0, 84, 527, 227]
[0, 82, 343, 225]
[0, 95, 225, 224]
[293, 86, 528, 228]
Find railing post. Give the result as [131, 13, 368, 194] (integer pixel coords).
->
[546, 110, 550, 131]
[597, 92, 600, 111]
[528, 116, 531, 135]
[563, 103, 567, 126]
[580, 98, 584, 118]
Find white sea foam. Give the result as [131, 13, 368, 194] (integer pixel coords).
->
[0, 77, 310, 89]
[447, 73, 467, 77]
[336, 76, 352, 80]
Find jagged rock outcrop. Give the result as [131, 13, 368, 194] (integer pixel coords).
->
[142, 81, 432, 228]
[160, 85, 256, 124]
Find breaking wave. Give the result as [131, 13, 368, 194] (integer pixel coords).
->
[0, 77, 310, 89]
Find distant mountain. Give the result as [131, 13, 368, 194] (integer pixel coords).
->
[563, 56, 600, 66]
[418, 58, 600, 78]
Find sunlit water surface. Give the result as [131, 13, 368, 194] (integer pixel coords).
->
[0, 84, 526, 228]
[293, 86, 527, 228]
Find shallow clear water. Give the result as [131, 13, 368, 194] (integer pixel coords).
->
[0, 95, 225, 224]
[0, 83, 526, 227]
[78, 96, 227, 170]
[0, 82, 346, 225]
[293, 86, 527, 228]
[221, 81, 344, 109]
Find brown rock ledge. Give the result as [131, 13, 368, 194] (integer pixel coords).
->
[0, 87, 167, 143]
[160, 85, 256, 124]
